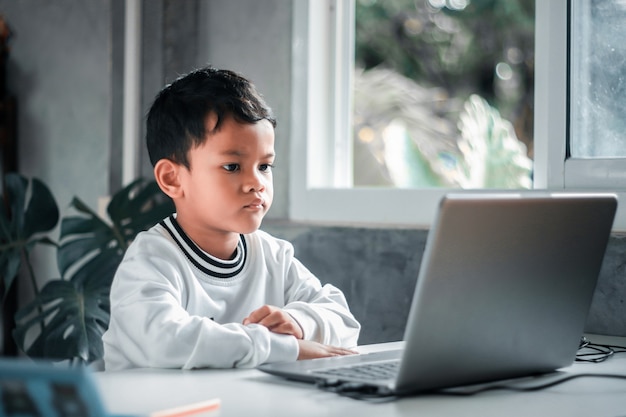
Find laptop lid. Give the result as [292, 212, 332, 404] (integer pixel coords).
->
[258, 193, 617, 395]
[395, 192, 616, 393]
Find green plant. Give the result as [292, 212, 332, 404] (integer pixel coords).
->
[0, 173, 174, 364]
[353, 69, 532, 189]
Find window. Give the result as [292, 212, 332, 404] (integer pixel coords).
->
[352, 0, 534, 190]
[570, 0, 626, 159]
[290, 0, 626, 229]
[564, 0, 626, 194]
[535, 0, 626, 230]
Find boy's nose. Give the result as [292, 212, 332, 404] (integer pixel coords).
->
[244, 172, 266, 193]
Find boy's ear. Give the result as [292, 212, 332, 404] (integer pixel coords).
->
[154, 159, 184, 199]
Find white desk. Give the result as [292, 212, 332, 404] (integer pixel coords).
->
[96, 335, 626, 417]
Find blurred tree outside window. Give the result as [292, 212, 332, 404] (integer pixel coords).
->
[352, 0, 535, 189]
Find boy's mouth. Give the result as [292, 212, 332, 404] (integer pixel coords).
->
[244, 199, 265, 210]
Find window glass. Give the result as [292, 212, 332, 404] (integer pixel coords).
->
[570, 0, 626, 158]
[352, 0, 535, 189]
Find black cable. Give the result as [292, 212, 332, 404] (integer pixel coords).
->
[315, 380, 400, 402]
[576, 336, 626, 363]
[437, 373, 626, 396]
[317, 372, 626, 401]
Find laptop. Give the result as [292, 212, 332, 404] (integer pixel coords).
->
[258, 192, 618, 395]
[0, 358, 220, 417]
[0, 358, 111, 417]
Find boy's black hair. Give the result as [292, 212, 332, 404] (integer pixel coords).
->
[146, 66, 277, 167]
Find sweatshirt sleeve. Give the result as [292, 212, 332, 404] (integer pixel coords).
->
[102, 244, 298, 371]
[279, 251, 361, 349]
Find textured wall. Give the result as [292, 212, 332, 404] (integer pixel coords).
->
[586, 235, 626, 335]
[1, 1, 111, 211]
[263, 222, 626, 344]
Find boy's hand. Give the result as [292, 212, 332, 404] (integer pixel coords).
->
[243, 305, 304, 339]
[297, 340, 358, 360]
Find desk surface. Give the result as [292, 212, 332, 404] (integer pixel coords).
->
[96, 335, 626, 417]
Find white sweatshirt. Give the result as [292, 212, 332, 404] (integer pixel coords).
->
[102, 215, 360, 370]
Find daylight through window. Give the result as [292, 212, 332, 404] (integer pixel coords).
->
[352, 0, 535, 189]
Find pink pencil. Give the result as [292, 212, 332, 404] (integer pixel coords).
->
[150, 398, 221, 417]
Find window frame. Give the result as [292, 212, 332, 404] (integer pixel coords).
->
[289, 0, 626, 230]
[535, 0, 626, 229]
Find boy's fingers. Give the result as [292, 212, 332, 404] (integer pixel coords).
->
[264, 315, 304, 339]
[243, 305, 273, 324]
[265, 321, 293, 333]
[243, 308, 303, 339]
[329, 346, 358, 356]
[257, 313, 282, 329]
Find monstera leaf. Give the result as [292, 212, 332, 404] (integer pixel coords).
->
[0, 173, 59, 299]
[12, 278, 110, 362]
[13, 178, 174, 363]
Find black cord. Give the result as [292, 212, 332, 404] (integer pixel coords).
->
[576, 336, 626, 363]
[437, 373, 626, 396]
[315, 380, 400, 402]
[317, 372, 626, 401]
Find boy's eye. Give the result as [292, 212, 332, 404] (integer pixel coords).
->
[223, 164, 240, 172]
[259, 164, 274, 173]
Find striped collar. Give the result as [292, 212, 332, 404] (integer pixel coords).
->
[159, 215, 247, 279]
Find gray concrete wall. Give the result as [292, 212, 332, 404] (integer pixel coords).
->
[1, 1, 111, 213]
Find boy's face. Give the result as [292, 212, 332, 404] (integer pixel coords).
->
[176, 114, 275, 238]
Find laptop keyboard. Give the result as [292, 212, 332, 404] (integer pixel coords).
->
[310, 360, 400, 381]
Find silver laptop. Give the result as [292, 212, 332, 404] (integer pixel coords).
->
[258, 193, 618, 395]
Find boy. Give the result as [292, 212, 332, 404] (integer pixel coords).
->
[102, 67, 360, 370]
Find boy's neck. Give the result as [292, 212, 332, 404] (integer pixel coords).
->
[174, 216, 241, 260]
[196, 233, 241, 260]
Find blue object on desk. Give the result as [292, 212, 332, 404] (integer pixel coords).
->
[0, 358, 108, 417]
